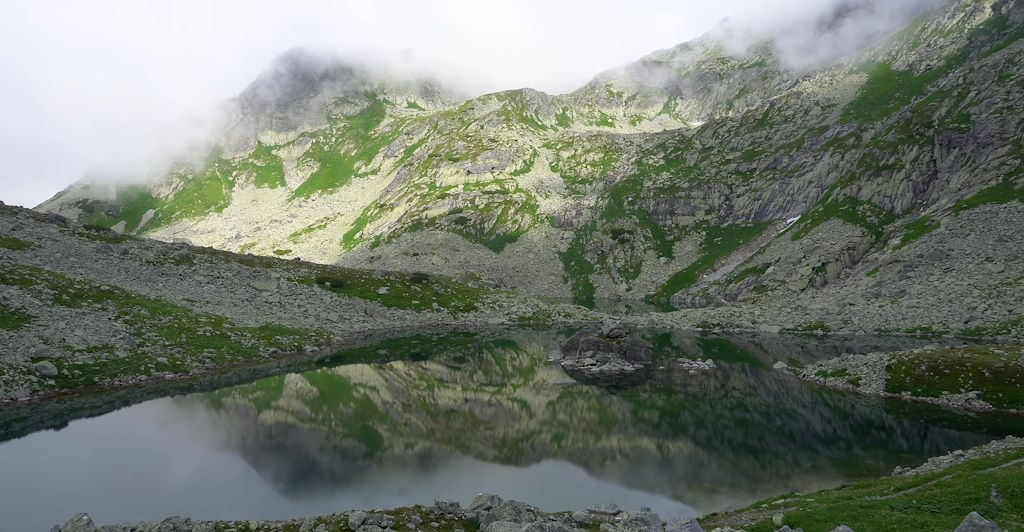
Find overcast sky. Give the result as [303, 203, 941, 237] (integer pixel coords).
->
[0, 0, 935, 208]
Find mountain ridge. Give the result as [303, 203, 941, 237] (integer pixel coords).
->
[36, 0, 1024, 335]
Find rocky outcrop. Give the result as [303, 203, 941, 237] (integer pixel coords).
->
[559, 321, 653, 389]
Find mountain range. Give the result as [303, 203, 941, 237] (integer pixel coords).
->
[36, 0, 1024, 336]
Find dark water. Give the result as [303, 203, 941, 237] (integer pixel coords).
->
[1, 330, 1021, 531]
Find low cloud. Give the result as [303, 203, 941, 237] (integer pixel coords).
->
[0, 0, 942, 207]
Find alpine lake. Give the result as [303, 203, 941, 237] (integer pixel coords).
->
[2, 328, 1023, 531]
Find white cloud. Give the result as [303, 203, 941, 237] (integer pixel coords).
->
[0, 0, 937, 207]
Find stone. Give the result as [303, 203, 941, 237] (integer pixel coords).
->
[349, 511, 368, 529]
[472, 493, 504, 512]
[377, 287, 390, 295]
[616, 511, 664, 532]
[484, 522, 525, 532]
[600, 320, 628, 339]
[587, 503, 621, 515]
[55, 513, 96, 532]
[985, 262, 1006, 274]
[251, 278, 279, 291]
[666, 517, 703, 532]
[772, 513, 785, 527]
[773, 361, 790, 370]
[433, 500, 461, 516]
[364, 513, 396, 528]
[954, 512, 1004, 532]
[33, 360, 58, 377]
[479, 500, 538, 528]
[829, 526, 855, 532]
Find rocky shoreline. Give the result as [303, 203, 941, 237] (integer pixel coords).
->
[797, 344, 1024, 414]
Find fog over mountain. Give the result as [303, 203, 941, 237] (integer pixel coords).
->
[0, 0, 939, 207]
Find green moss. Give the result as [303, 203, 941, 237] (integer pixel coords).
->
[272, 249, 292, 256]
[791, 189, 892, 241]
[554, 108, 572, 128]
[952, 180, 1024, 213]
[840, 62, 946, 123]
[648, 222, 771, 311]
[886, 346, 1024, 411]
[289, 216, 336, 243]
[0, 233, 32, 250]
[238, 142, 287, 189]
[559, 225, 597, 308]
[305, 267, 488, 314]
[0, 303, 33, 330]
[704, 448, 1024, 532]
[72, 186, 161, 233]
[895, 214, 939, 249]
[290, 93, 399, 199]
[157, 154, 236, 226]
[3, 263, 327, 391]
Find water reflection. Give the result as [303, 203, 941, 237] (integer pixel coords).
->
[0, 330, 1018, 531]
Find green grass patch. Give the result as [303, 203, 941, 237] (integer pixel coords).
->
[0, 303, 33, 330]
[886, 345, 1024, 411]
[895, 214, 939, 249]
[290, 93, 399, 199]
[0, 233, 32, 250]
[272, 249, 292, 256]
[305, 268, 488, 314]
[559, 225, 597, 308]
[2, 263, 327, 390]
[648, 222, 771, 311]
[791, 192, 892, 241]
[952, 180, 1024, 213]
[703, 447, 1024, 532]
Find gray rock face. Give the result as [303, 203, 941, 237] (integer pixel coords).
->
[348, 510, 367, 529]
[52, 513, 96, 532]
[954, 512, 1004, 532]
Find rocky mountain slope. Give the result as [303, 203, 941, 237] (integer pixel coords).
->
[0, 203, 587, 404]
[35, 0, 1024, 336]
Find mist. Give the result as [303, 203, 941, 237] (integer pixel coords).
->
[0, 0, 945, 208]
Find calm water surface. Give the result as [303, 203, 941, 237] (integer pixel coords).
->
[1, 330, 1021, 531]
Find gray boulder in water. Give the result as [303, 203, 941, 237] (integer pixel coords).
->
[559, 325, 653, 390]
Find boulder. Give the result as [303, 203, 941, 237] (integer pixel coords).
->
[53, 513, 96, 532]
[665, 517, 703, 532]
[560, 329, 653, 390]
[616, 511, 664, 532]
[954, 512, 1004, 532]
[348, 511, 367, 529]
[33, 360, 59, 377]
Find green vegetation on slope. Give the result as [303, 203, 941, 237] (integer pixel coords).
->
[1, 263, 327, 391]
[0, 233, 33, 250]
[290, 93, 399, 199]
[702, 447, 1024, 532]
[952, 180, 1024, 213]
[648, 222, 771, 311]
[305, 268, 489, 314]
[886, 345, 1024, 411]
[895, 214, 939, 249]
[0, 302, 33, 330]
